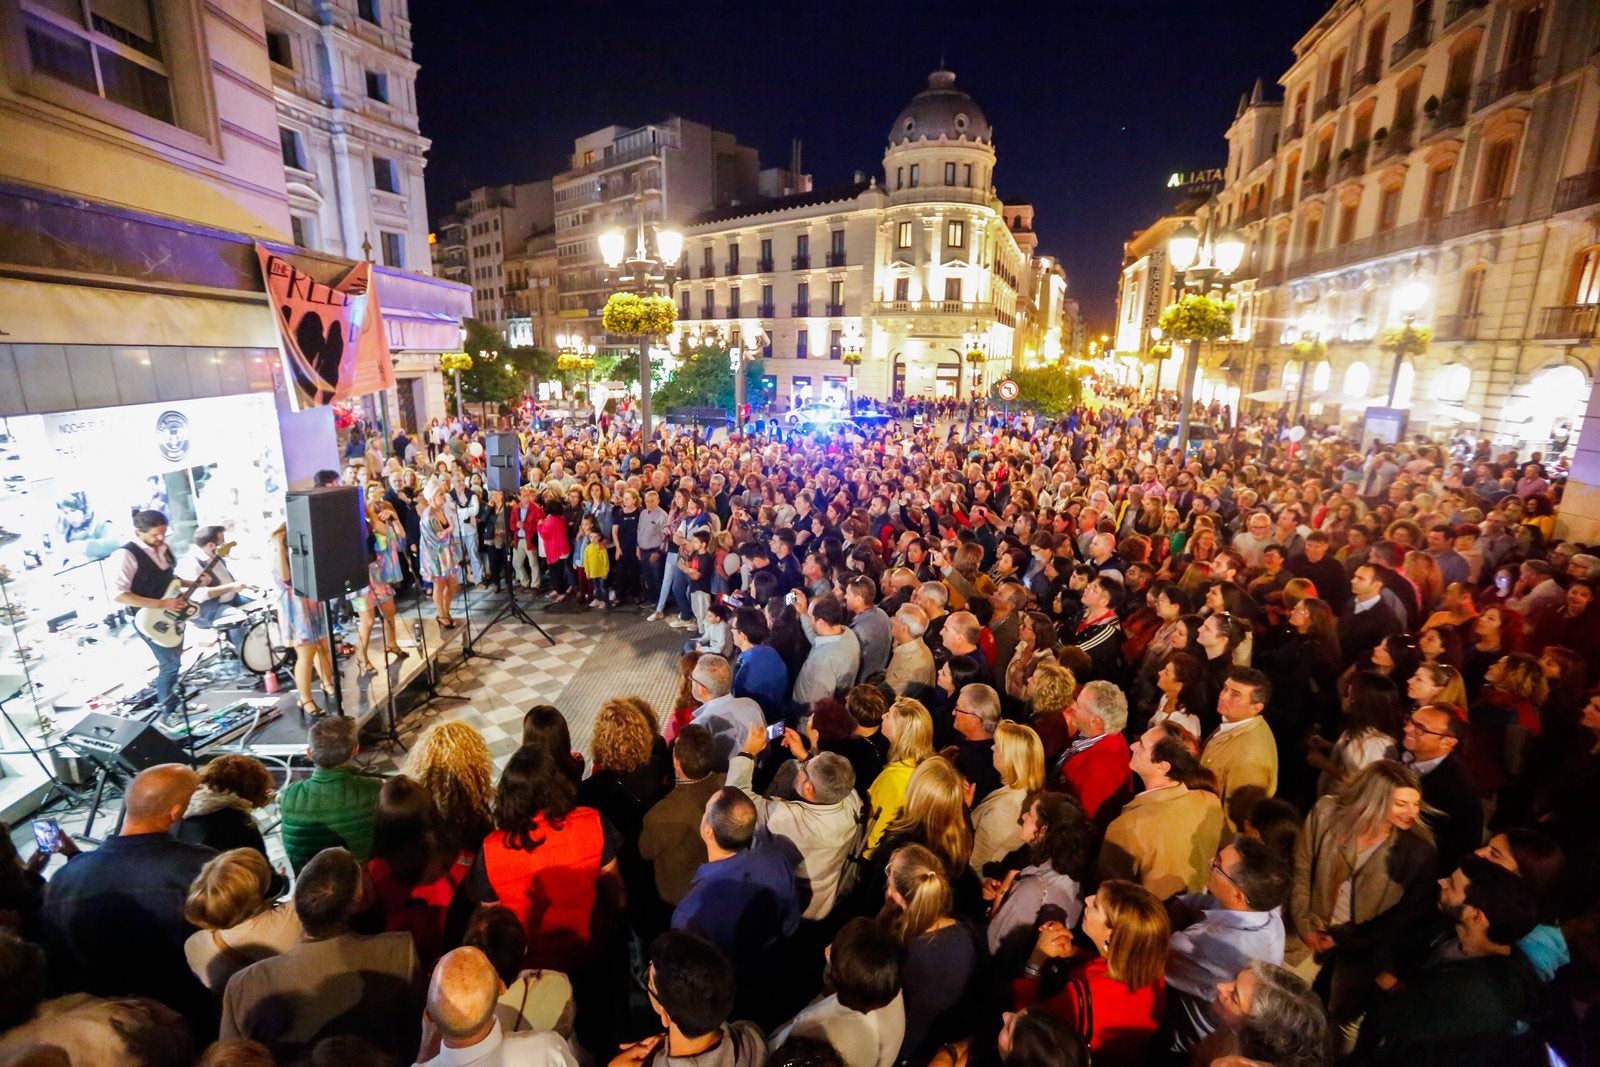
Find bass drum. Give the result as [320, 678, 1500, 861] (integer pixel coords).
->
[239, 613, 289, 675]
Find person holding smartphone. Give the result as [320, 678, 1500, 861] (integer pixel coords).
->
[1, 818, 73, 936]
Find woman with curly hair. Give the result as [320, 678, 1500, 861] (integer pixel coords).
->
[665, 651, 702, 744]
[402, 720, 496, 856]
[1023, 662, 1078, 768]
[577, 697, 670, 842]
[985, 791, 1095, 970]
[174, 754, 276, 862]
[1468, 651, 1549, 793]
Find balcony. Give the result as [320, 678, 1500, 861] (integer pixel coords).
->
[1475, 58, 1538, 112]
[755, 258, 774, 272]
[701, 307, 715, 320]
[825, 251, 848, 267]
[1555, 169, 1600, 214]
[824, 302, 845, 316]
[724, 260, 740, 275]
[1390, 24, 1430, 67]
[1434, 312, 1481, 341]
[727, 305, 741, 319]
[792, 254, 811, 270]
[1535, 304, 1600, 339]
[680, 305, 696, 320]
[1302, 168, 1329, 196]
[1351, 63, 1382, 93]
[1335, 146, 1369, 183]
[791, 302, 810, 316]
[1372, 123, 1414, 162]
[1238, 200, 1268, 225]
[755, 303, 775, 317]
[1424, 95, 1469, 138]
[698, 265, 716, 278]
[871, 299, 997, 317]
[1445, 0, 1488, 26]
[1259, 265, 1286, 287]
[1286, 216, 1438, 278]
[1282, 118, 1306, 143]
[1272, 193, 1296, 215]
[1438, 197, 1508, 241]
[1314, 89, 1342, 118]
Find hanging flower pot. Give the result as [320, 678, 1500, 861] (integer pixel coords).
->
[601, 293, 677, 336]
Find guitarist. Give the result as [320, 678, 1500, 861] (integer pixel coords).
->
[109, 509, 190, 721]
[180, 524, 253, 627]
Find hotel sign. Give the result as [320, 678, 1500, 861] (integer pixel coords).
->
[1167, 169, 1225, 197]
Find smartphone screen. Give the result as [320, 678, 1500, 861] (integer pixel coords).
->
[766, 722, 787, 741]
[32, 819, 61, 854]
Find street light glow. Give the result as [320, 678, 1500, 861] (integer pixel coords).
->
[1213, 229, 1245, 275]
[598, 229, 625, 268]
[655, 229, 683, 264]
[1394, 278, 1430, 317]
[1167, 222, 1200, 272]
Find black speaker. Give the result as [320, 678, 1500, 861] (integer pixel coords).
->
[64, 712, 189, 774]
[285, 487, 370, 600]
[485, 432, 521, 494]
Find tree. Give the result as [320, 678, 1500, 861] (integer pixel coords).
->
[1010, 366, 1085, 416]
[653, 346, 765, 411]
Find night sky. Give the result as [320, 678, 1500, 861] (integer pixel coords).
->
[411, 0, 1332, 327]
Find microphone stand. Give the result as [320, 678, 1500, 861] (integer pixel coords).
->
[451, 495, 502, 666]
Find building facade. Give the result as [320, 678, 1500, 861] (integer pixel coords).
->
[1115, 0, 1600, 454]
[670, 71, 1065, 405]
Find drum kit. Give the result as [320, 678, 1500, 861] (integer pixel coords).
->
[204, 600, 289, 681]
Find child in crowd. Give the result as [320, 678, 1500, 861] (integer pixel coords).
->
[582, 526, 611, 610]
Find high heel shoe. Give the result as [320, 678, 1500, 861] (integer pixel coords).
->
[357, 660, 379, 676]
[298, 698, 323, 717]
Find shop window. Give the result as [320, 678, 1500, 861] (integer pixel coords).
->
[22, 0, 174, 124]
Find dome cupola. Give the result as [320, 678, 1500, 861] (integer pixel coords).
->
[888, 69, 991, 146]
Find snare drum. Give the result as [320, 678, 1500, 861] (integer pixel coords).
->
[239, 612, 289, 675]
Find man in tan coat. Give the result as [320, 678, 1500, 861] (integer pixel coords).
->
[1099, 723, 1225, 900]
[1201, 668, 1279, 830]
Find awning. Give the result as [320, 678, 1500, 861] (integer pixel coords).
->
[0, 276, 279, 348]
[372, 263, 470, 353]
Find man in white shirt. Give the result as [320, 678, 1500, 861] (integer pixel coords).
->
[688, 655, 766, 772]
[771, 918, 904, 1067]
[413, 947, 577, 1067]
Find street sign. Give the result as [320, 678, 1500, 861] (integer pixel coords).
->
[997, 379, 1019, 401]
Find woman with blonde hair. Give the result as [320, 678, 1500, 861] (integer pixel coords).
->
[349, 497, 405, 673]
[880, 843, 984, 1063]
[1290, 760, 1436, 1050]
[401, 719, 496, 855]
[872, 756, 974, 886]
[577, 696, 670, 842]
[864, 697, 934, 855]
[183, 848, 304, 992]
[1406, 661, 1468, 711]
[1014, 879, 1170, 1067]
[971, 722, 1045, 872]
[269, 522, 333, 716]
[418, 481, 460, 627]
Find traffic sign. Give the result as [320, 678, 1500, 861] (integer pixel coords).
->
[997, 379, 1019, 401]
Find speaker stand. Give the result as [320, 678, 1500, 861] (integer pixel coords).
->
[408, 585, 466, 710]
[0, 688, 87, 819]
[453, 524, 503, 666]
[367, 602, 405, 754]
[321, 597, 346, 717]
[478, 576, 556, 647]
[78, 758, 130, 842]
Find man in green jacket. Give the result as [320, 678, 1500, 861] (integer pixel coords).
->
[278, 716, 384, 872]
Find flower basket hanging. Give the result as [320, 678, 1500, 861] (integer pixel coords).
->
[440, 351, 474, 372]
[1378, 325, 1432, 353]
[966, 348, 987, 364]
[1157, 294, 1235, 341]
[602, 293, 677, 336]
[1291, 339, 1327, 360]
[842, 351, 863, 367]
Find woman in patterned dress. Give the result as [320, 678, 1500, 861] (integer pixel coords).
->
[270, 522, 334, 716]
[419, 483, 459, 628]
[350, 499, 404, 673]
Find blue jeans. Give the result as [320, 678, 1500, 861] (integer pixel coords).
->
[656, 552, 679, 613]
[670, 570, 694, 621]
[138, 631, 183, 717]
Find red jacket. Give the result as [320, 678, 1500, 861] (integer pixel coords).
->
[1053, 732, 1134, 827]
[1014, 957, 1165, 1067]
[509, 502, 543, 550]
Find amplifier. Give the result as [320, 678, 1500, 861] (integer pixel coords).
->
[63, 711, 187, 774]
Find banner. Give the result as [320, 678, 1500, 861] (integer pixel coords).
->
[255, 244, 394, 410]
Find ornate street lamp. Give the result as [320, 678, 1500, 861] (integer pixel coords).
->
[556, 331, 597, 408]
[841, 325, 864, 415]
[1166, 221, 1245, 453]
[599, 191, 682, 441]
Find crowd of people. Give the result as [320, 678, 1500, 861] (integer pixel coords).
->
[0, 390, 1596, 1067]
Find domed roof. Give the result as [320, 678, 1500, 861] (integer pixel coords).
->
[888, 69, 991, 147]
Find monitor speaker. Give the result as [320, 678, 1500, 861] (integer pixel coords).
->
[64, 712, 189, 775]
[285, 487, 370, 601]
[485, 432, 521, 494]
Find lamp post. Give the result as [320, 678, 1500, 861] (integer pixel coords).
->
[842, 325, 864, 415]
[556, 331, 596, 413]
[1166, 220, 1245, 454]
[1287, 316, 1326, 424]
[1148, 325, 1164, 398]
[599, 191, 682, 443]
[962, 324, 988, 437]
[1385, 279, 1431, 406]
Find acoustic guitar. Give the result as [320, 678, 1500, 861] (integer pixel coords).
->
[133, 541, 237, 648]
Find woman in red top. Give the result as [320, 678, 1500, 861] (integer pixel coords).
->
[366, 775, 473, 970]
[1012, 878, 1169, 1067]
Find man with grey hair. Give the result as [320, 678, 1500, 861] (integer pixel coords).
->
[951, 683, 1004, 805]
[733, 724, 863, 922]
[1050, 679, 1133, 827]
[885, 603, 935, 695]
[911, 580, 950, 650]
[1196, 960, 1330, 1067]
[688, 653, 766, 771]
[989, 582, 1031, 688]
[845, 574, 893, 683]
[279, 715, 384, 872]
[1567, 552, 1600, 582]
[413, 946, 578, 1066]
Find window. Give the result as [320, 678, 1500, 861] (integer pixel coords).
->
[702, 291, 714, 318]
[830, 329, 842, 358]
[830, 230, 845, 256]
[909, 164, 920, 187]
[1459, 267, 1486, 317]
[963, 163, 973, 187]
[896, 221, 913, 249]
[1377, 184, 1402, 231]
[943, 278, 963, 302]
[944, 162, 956, 185]
[830, 279, 844, 309]
[380, 231, 404, 268]
[680, 291, 690, 317]
[797, 282, 809, 306]
[896, 166, 904, 190]
[365, 69, 388, 103]
[796, 234, 809, 256]
[357, 0, 380, 24]
[797, 329, 809, 359]
[373, 156, 400, 193]
[1336, 199, 1359, 245]
[761, 284, 774, 310]
[1303, 214, 1322, 252]
[290, 214, 312, 247]
[23, 0, 174, 123]
[1478, 140, 1516, 202]
[946, 220, 966, 248]
[729, 286, 741, 316]
[1423, 164, 1454, 218]
[1571, 248, 1600, 305]
[267, 29, 292, 68]
[702, 245, 714, 270]
[760, 238, 773, 266]
[279, 126, 305, 169]
[727, 242, 739, 271]
[894, 277, 910, 301]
